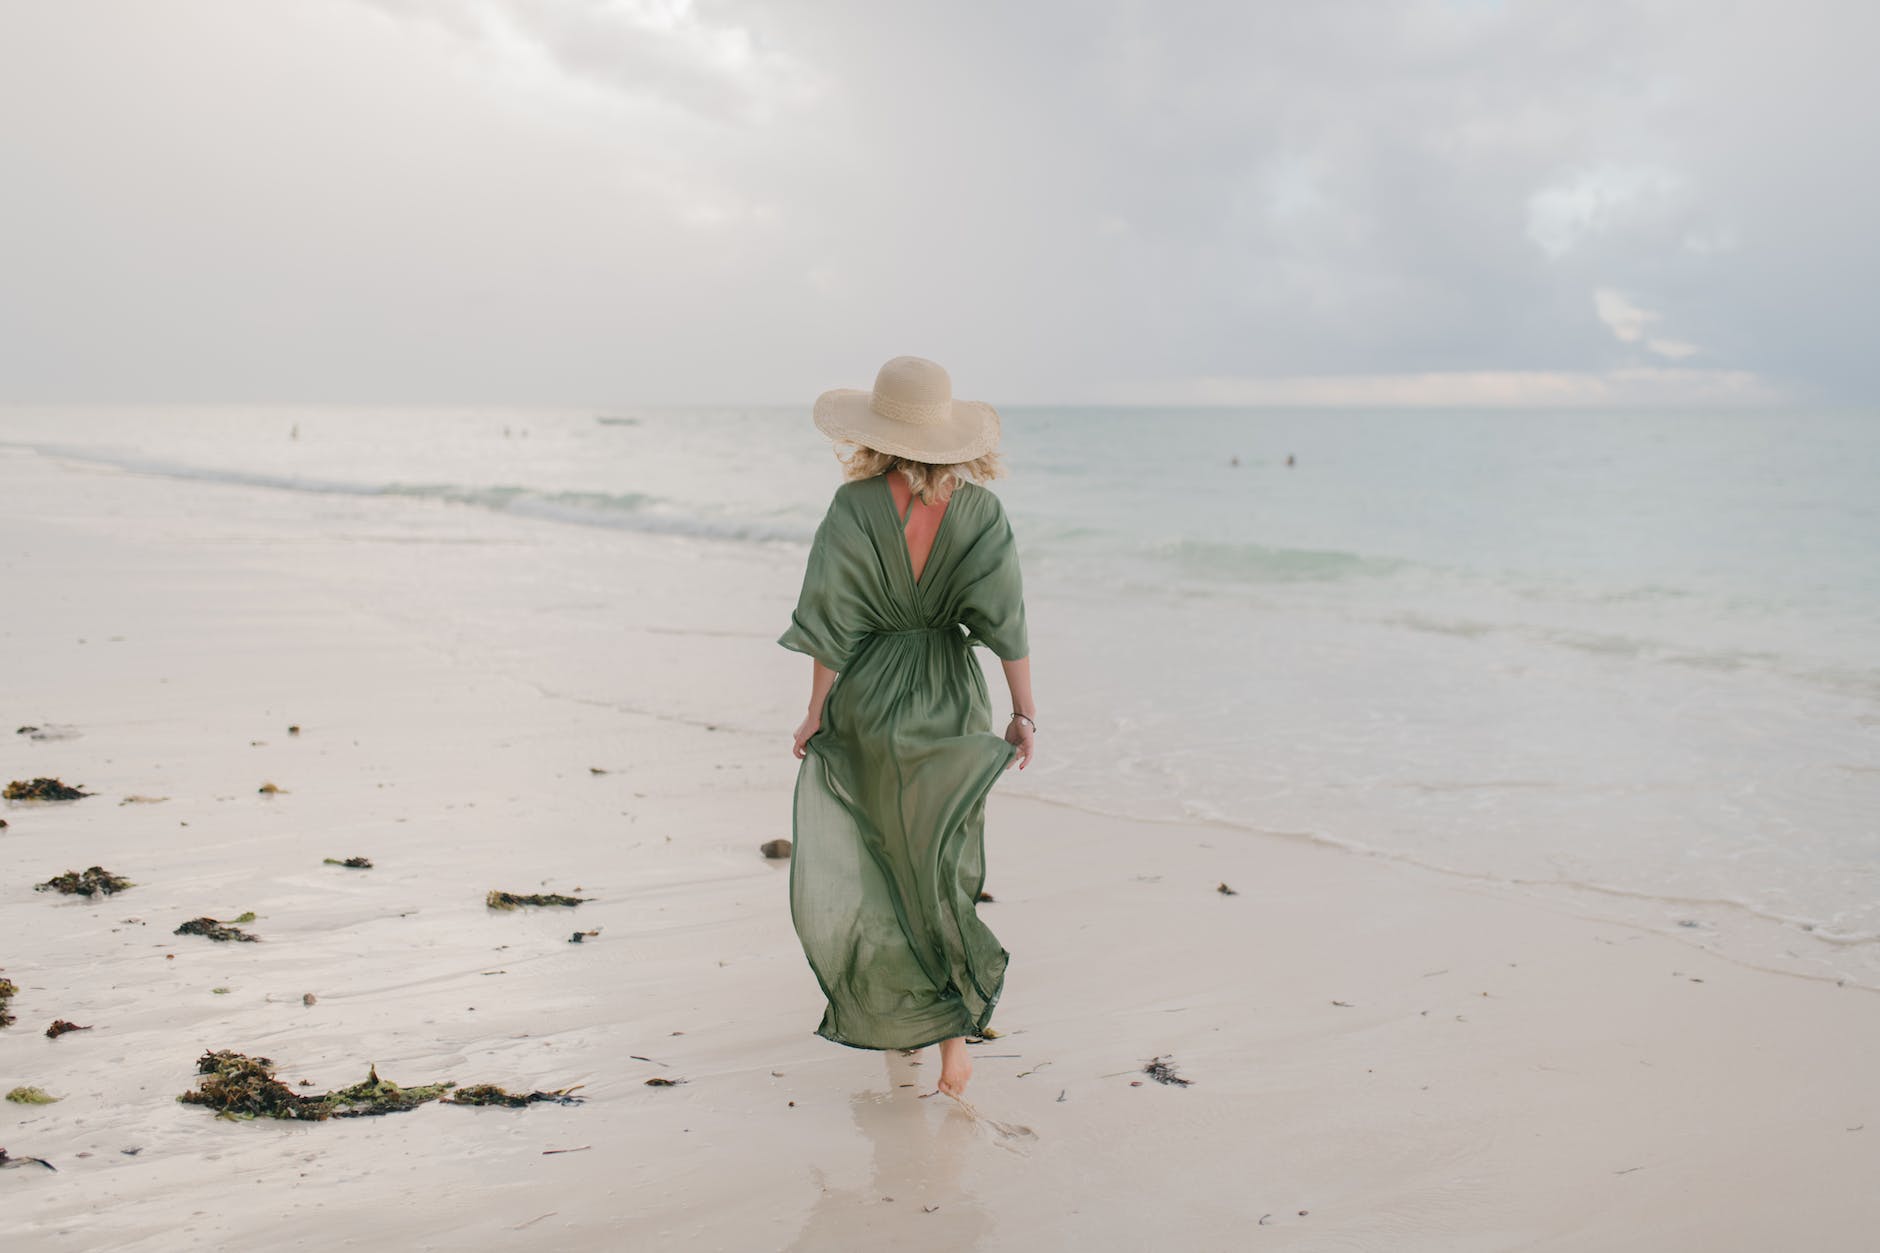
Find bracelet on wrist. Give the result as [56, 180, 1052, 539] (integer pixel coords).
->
[1010, 712, 1037, 732]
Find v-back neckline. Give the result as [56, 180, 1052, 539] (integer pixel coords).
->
[879, 473, 956, 590]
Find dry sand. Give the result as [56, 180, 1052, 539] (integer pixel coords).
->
[2, 445, 1877, 1251]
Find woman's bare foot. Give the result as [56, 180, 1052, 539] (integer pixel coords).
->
[937, 1037, 972, 1097]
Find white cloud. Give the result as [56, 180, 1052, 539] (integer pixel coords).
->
[1682, 227, 1740, 255]
[1527, 165, 1683, 259]
[1594, 287, 1657, 344]
[1106, 368, 1776, 408]
[1595, 288, 1702, 360]
[358, 0, 813, 123]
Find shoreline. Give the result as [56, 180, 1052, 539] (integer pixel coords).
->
[1028, 789, 1880, 997]
[11, 436, 1875, 994]
[4, 447, 1878, 1249]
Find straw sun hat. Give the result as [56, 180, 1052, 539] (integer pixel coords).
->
[813, 356, 1001, 464]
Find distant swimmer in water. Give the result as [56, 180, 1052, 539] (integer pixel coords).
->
[1229, 455, 1240, 467]
[1286, 454, 1295, 467]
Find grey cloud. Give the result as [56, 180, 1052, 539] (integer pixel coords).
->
[0, 0, 1873, 404]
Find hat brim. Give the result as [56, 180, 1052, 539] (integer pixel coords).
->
[813, 389, 1001, 464]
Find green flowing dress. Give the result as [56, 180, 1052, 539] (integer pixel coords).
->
[778, 473, 1029, 1050]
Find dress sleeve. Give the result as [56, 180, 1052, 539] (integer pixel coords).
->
[777, 495, 874, 671]
[955, 496, 1030, 662]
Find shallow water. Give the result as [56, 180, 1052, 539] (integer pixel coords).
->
[5, 403, 1877, 986]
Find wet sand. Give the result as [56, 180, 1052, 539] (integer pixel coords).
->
[2, 444, 1877, 1251]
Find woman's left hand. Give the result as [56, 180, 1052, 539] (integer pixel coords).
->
[1004, 717, 1035, 770]
[792, 713, 821, 759]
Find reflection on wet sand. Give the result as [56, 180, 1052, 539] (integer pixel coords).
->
[782, 1049, 993, 1251]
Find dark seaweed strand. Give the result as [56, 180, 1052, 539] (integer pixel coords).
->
[178, 1051, 584, 1120]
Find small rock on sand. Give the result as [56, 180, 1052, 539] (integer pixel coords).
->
[761, 839, 792, 860]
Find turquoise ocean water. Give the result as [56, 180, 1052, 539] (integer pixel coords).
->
[5, 405, 1877, 987]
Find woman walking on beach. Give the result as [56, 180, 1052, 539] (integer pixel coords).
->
[779, 356, 1036, 1100]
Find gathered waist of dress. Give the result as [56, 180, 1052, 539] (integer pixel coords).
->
[874, 624, 963, 637]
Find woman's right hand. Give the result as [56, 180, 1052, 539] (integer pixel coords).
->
[1004, 716, 1035, 770]
[792, 712, 821, 759]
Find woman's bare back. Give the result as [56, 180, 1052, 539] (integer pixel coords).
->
[885, 470, 951, 584]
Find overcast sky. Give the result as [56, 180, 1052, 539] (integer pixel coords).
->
[1, 1, 1873, 407]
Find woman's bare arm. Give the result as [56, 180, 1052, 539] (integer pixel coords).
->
[807, 658, 838, 716]
[1001, 656, 1035, 718]
[792, 658, 839, 759]
[1000, 655, 1035, 769]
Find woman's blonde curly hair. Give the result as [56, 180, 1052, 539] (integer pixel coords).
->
[833, 441, 1006, 505]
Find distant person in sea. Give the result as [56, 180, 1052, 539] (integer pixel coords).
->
[778, 355, 1036, 1100]
[1286, 453, 1295, 467]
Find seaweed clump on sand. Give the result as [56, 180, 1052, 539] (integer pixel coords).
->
[177, 1050, 584, 1121]
[45, 1019, 91, 1039]
[16, 724, 80, 742]
[486, 889, 587, 910]
[175, 916, 260, 943]
[1142, 1055, 1193, 1087]
[322, 856, 373, 869]
[0, 1147, 57, 1172]
[4, 778, 91, 802]
[35, 866, 134, 897]
[441, 1082, 585, 1107]
[180, 1050, 327, 1120]
[5, 1087, 59, 1105]
[319, 1063, 457, 1117]
[0, 977, 17, 1028]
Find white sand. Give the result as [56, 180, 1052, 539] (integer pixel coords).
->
[2, 445, 1877, 1251]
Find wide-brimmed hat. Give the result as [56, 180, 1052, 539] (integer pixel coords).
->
[813, 356, 1001, 464]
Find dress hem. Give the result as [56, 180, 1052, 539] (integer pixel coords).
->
[810, 972, 1008, 1053]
